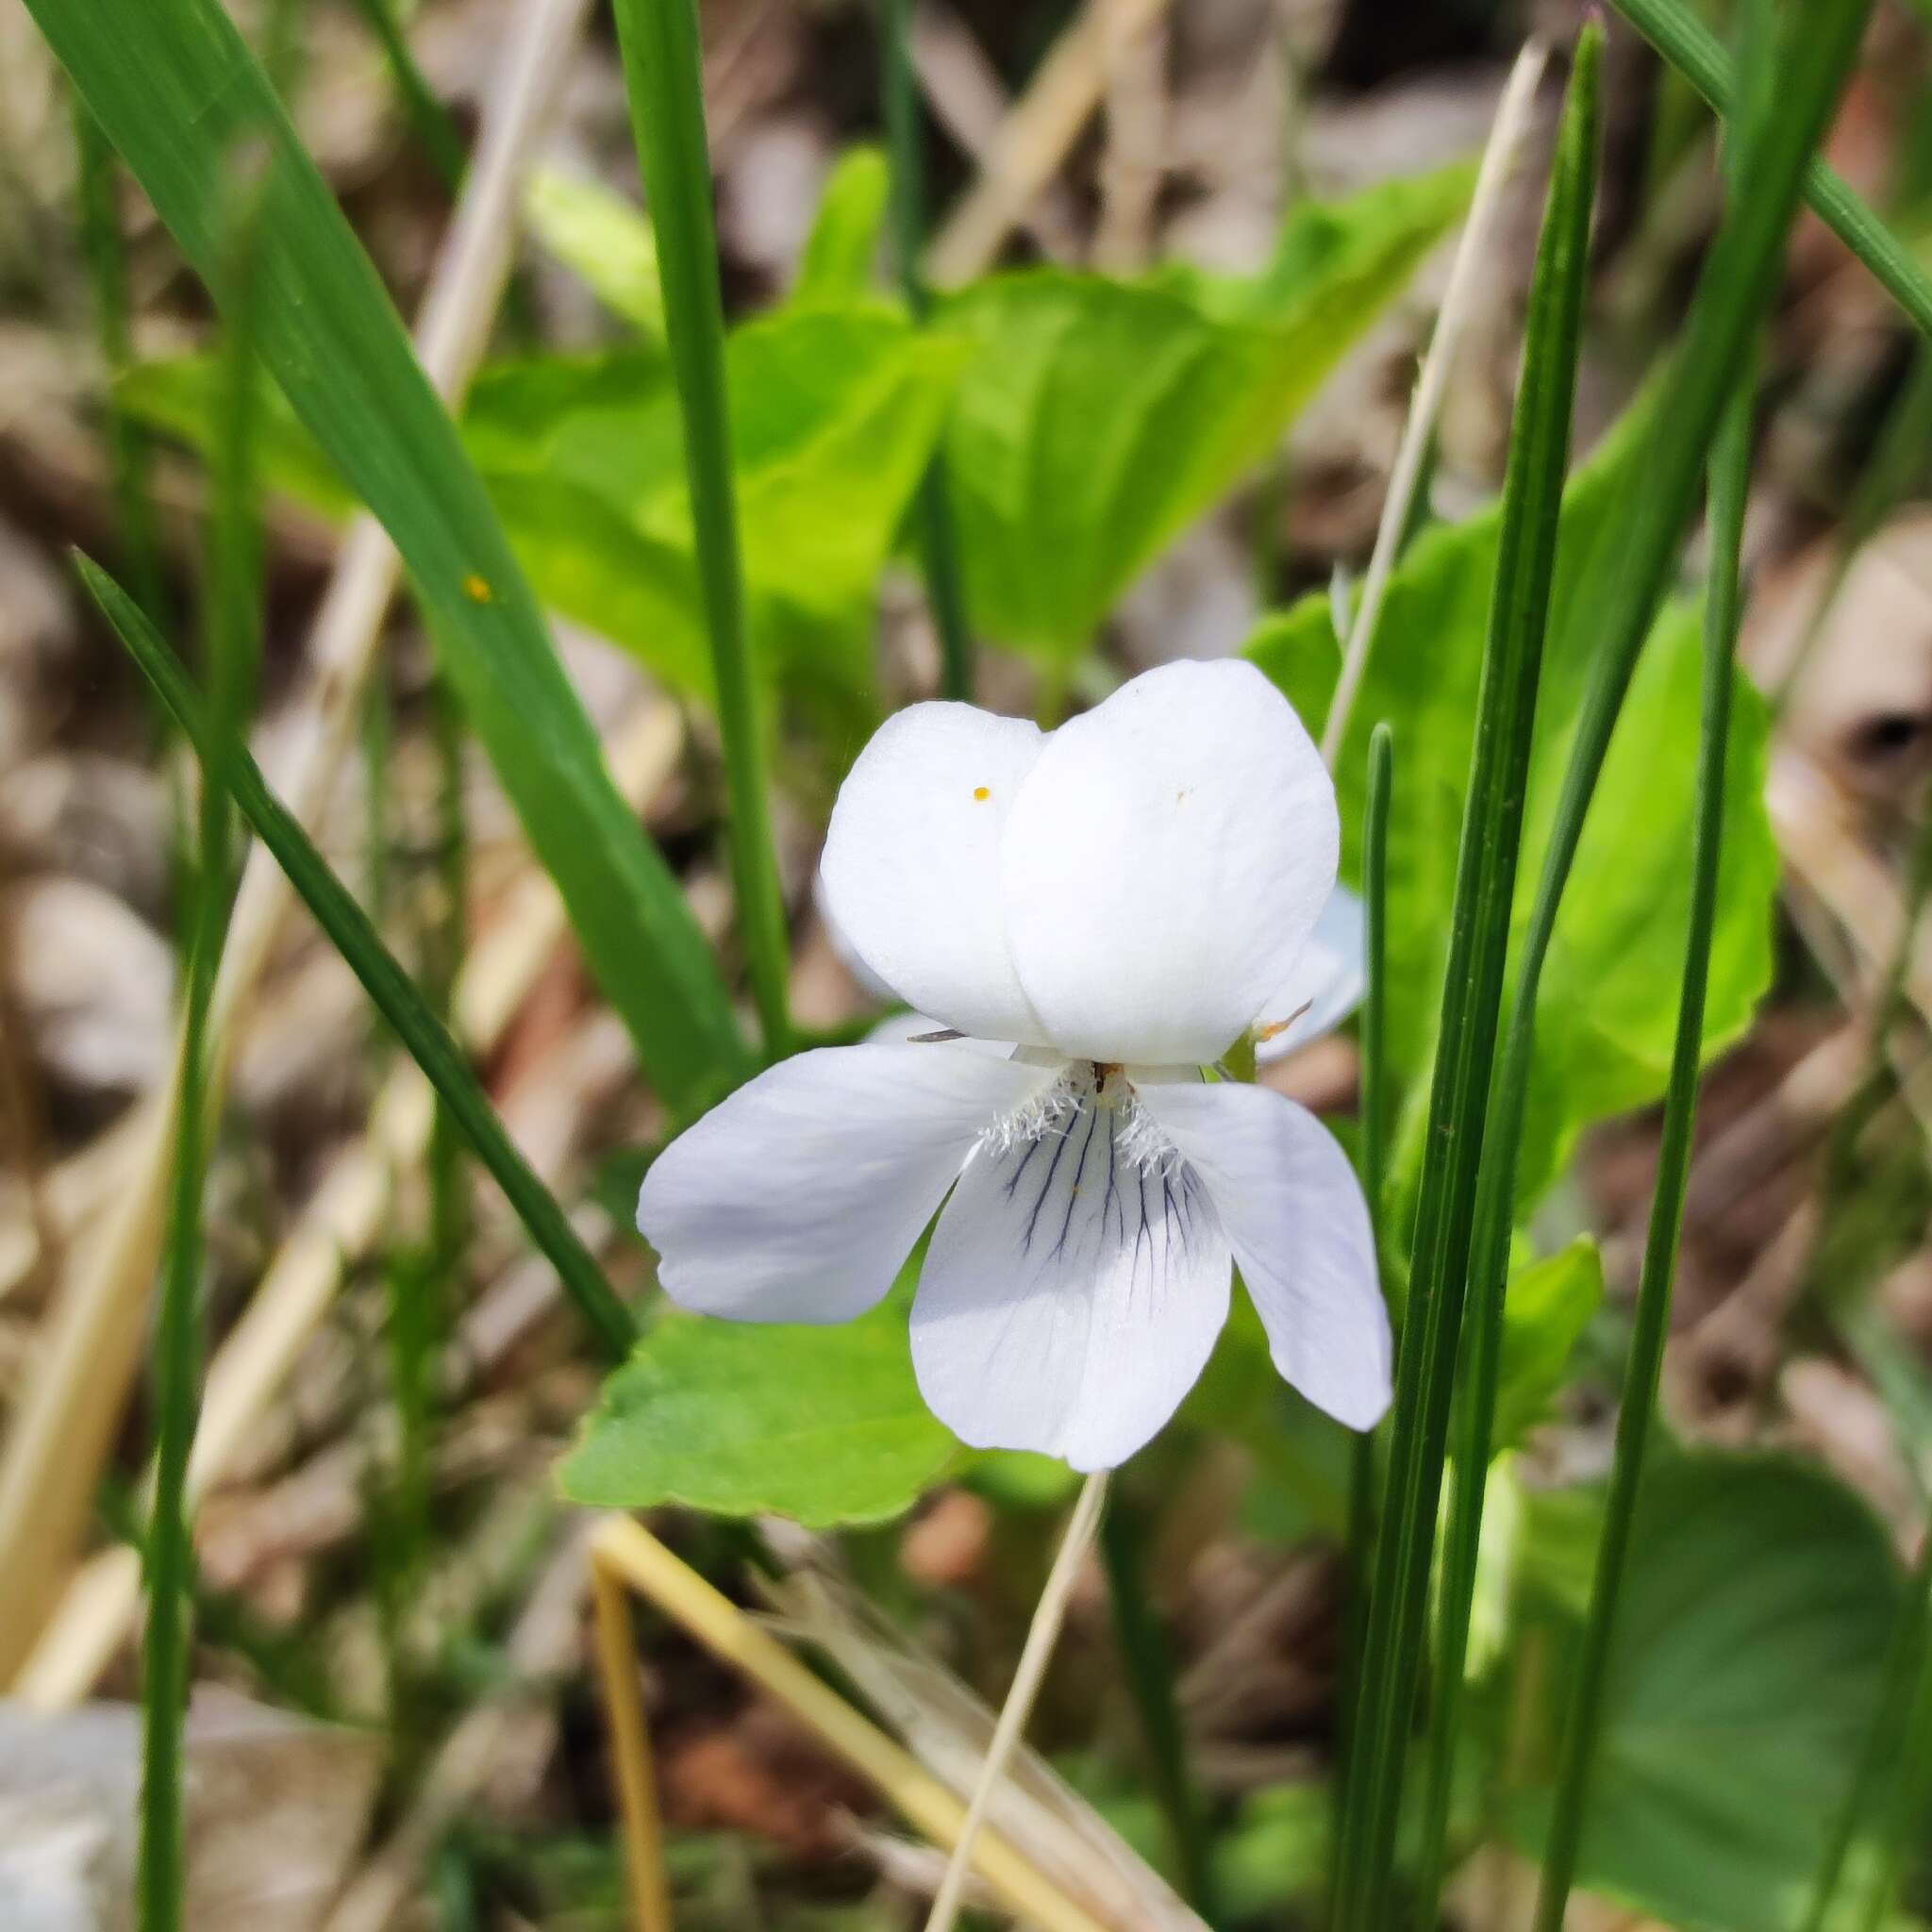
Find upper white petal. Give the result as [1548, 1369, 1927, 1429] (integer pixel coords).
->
[910, 1077, 1233, 1471]
[638, 1044, 1057, 1323]
[1136, 1077, 1390, 1429]
[998, 658, 1339, 1066]
[821, 702, 1049, 1045]
[1255, 884, 1368, 1062]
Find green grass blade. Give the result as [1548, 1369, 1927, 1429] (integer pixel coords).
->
[341, 0, 465, 191]
[1331, 38, 1602, 1931]
[1608, 0, 1932, 340]
[1528, 348, 1758, 1932]
[1332, 719, 1393, 1931]
[609, 0, 791, 1056]
[1408, 36, 1602, 1921]
[30, 0, 750, 1116]
[77, 554, 639, 1364]
[139, 169, 266, 1932]
[882, 0, 974, 702]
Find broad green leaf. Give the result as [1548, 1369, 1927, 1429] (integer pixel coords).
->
[1246, 399, 1779, 1207]
[794, 146, 891, 305]
[524, 165, 666, 338]
[36, 0, 748, 1114]
[1510, 1454, 1904, 1932]
[560, 1283, 960, 1528]
[1491, 1238, 1601, 1453]
[940, 164, 1474, 665]
[122, 305, 966, 697]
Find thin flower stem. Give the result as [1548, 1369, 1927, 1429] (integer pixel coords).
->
[1331, 720, 1392, 1930]
[1095, 1494, 1216, 1917]
[1319, 40, 1546, 768]
[882, 0, 974, 703]
[76, 556, 641, 1364]
[923, 1470, 1109, 1932]
[610, 0, 791, 1056]
[1409, 38, 1601, 1923]
[1331, 38, 1597, 1932]
[1805, 1533, 1932, 1932]
[139, 154, 266, 1932]
[1528, 348, 1757, 1932]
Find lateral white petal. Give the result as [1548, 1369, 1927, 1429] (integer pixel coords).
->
[639, 1045, 1056, 1323]
[821, 702, 1048, 1044]
[1255, 884, 1368, 1062]
[1136, 1078, 1391, 1428]
[1000, 658, 1339, 1065]
[910, 1085, 1232, 1471]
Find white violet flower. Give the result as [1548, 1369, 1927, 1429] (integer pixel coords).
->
[638, 658, 1392, 1471]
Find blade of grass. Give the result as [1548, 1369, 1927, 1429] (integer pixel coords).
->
[609, 0, 790, 1056]
[1332, 720, 1392, 1931]
[882, 0, 974, 703]
[72, 97, 169, 640]
[139, 156, 266, 1932]
[1527, 293, 1761, 1932]
[1095, 1495, 1215, 1918]
[76, 554, 638, 1365]
[1331, 38, 1600, 1932]
[342, 0, 465, 192]
[30, 0, 748, 1114]
[1408, 38, 1601, 1923]
[1607, 0, 1932, 342]
[1431, 0, 1872, 1906]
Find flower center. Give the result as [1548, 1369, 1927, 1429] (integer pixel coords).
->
[981, 1060, 1181, 1180]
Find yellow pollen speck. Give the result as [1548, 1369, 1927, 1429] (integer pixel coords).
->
[463, 573, 493, 603]
[972, 785, 991, 802]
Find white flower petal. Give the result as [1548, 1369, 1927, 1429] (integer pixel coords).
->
[1136, 1077, 1391, 1428]
[1255, 885, 1367, 1062]
[999, 658, 1339, 1065]
[910, 1079, 1232, 1471]
[639, 1045, 1056, 1323]
[821, 703, 1048, 1044]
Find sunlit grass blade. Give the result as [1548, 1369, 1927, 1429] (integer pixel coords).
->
[1330, 37, 1600, 1932]
[882, 0, 974, 703]
[1408, 35, 1601, 1922]
[73, 96, 169, 639]
[1332, 719, 1392, 1930]
[77, 554, 639, 1364]
[609, 0, 791, 1056]
[1607, 0, 1932, 341]
[342, 0, 465, 191]
[1528, 337, 1759, 1932]
[32, 0, 749, 1116]
[139, 164, 266, 1932]
[1095, 1496, 1215, 1917]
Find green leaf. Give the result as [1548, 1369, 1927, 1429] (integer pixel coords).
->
[941, 164, 1474, 666]
[524, 165, 666, 338]
[1509, 1454, 1905, 1932]
[794, 146, 891, 305]
[560, 1283, 961, 1528]
[1491, 1238, 1602, 1453]
[35, 0, 748, 1115]
[1245, 400, 1779, 1208]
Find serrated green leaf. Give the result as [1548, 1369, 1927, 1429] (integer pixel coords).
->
[794, 146, 891, 306]
[524, 164, 666, 337]
[1492, 1238, 1602, 1453]
[559, 1281, 961, 1528]
[1510, 1454, 1904, 1932]
[33, 0, 747, 1113]
[1245, 399, 1778, 1208]
[940, 164, 1474, 666]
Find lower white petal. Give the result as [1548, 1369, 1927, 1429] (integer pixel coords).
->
[639, 1045, 1057, 1324]
[910, 1070, 1232, 1471]
[1136, 1077, 1391, 1429]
